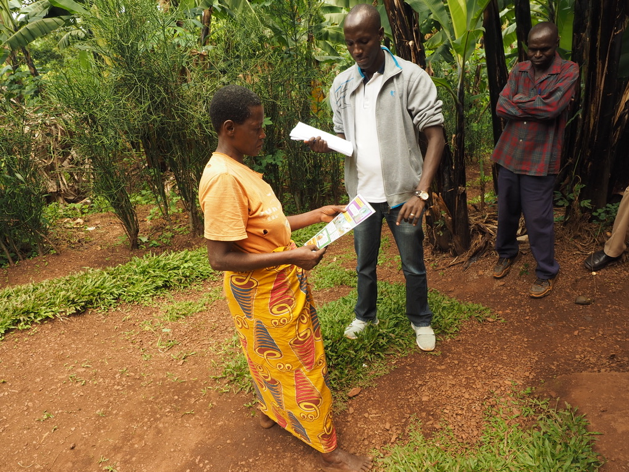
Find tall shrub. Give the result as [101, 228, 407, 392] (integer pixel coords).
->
[206, 1, 344, 211]
[0, 105, 49, 265]
[85, 0, 213, 235]
[51, 57, 140, 249]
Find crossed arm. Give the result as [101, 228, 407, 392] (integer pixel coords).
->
[497, 63, 579, 121]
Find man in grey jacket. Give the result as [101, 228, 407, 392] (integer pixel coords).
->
[307, 4, 445, 351]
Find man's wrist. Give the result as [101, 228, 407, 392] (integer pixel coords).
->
[414, 190, 429, 201]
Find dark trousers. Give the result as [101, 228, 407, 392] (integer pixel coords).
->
[496, 166, 559, 280]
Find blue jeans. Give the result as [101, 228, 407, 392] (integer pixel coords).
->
[353, 202, 433, 327]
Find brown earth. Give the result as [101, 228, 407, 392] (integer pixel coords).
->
[1, 203, 628, 472]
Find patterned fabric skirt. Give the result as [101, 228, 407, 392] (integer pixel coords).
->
[223, 246, 337, 453]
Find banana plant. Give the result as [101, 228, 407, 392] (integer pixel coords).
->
[409, 0, 490, 253]
[418, 0, 490, 102]
[321, 0, 393, 57]
[1, 0, 88, 51]
[0, 0, 43, 75]
[184, 0, 348, 61]
[527, 0, 575, 57]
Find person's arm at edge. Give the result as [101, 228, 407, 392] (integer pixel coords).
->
[396, 125, 445, 225]
[206, 239, 325, 272]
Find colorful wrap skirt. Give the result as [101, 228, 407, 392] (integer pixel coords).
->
[223, 245, 338, 453]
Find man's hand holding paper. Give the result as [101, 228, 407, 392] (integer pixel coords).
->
[290, 122, 353, 156]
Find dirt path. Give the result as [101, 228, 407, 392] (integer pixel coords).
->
[1, 218, 627, 472]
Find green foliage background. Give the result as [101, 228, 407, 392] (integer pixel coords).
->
[1, 0, 348, 261]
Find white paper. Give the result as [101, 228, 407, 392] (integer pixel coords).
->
[290, 121, 354, 156]
[304, 195, 375, 249]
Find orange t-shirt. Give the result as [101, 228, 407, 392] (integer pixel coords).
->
[198, 152, 290, 254]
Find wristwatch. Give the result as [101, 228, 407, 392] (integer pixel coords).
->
[414, 190, 429, 201]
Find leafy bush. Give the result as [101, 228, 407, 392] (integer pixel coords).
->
[206, 2, 344, 211]
[86, 0, 213, 234]
[50, 54, 141, 248]
[0, 105, 50, 266]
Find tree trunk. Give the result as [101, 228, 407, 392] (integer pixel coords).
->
[382, 0, 425, 68]
[8, 50, 19, 72]
[567, 0, 628, 212]
[610, 77, 629, 189]
[514, 0, 532, 62]
[482, 0, 509, 193]
[382, 0, 469, 254]
[0, 238, 15, 266]
[451, 82, 470, 253]
[429, 78, 471, 254]
[558, 0, 587, 194]
[20, 46, 39, 77]
[482, 0, 508, 147]
[426, 129, 454, 251]
[200, 7, 213, 46]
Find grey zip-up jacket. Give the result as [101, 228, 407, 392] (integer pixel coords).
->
[330, 47, 444, 208]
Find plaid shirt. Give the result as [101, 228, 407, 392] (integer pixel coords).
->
[491, 53, 579, 176]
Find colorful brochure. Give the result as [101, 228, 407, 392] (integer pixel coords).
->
[305, 195, 375, 249]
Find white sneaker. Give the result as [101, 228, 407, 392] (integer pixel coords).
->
[344, 318, 379, 340]
[412, 324, 436, 351]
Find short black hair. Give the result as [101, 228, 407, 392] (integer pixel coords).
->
[529, 21, 559, 41]
[210, 85, 262, 133]
[346, 3, 381, 30]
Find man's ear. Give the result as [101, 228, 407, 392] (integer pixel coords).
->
[221, 119, 236, 137]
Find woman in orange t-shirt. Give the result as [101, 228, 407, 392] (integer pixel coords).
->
[199, 85, 372, 472]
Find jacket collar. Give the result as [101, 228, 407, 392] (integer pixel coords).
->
[349, 47, 402, 93]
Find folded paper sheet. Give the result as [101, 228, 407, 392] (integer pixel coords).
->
[305, 195, 375, 249]
[290, 122, 354, 156]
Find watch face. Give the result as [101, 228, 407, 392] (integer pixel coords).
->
[419, 191, 429, 201]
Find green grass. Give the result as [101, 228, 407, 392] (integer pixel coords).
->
[290, 223, 326, 246]
[376, 390, 602, 471]
[210, 335, 254, 394]
[319, 283, 492, 395]
[161, 287, 222, 322]
[309, 258, 357, 290]
[0, 248, 218, 338]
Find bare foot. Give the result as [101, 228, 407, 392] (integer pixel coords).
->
[258, 411, 276, 429]
[320, 448, 372, 472]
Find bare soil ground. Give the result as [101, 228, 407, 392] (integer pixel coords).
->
[1, 203, 628, 472]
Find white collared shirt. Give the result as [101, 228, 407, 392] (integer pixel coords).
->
[354, 72, 386, 203]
